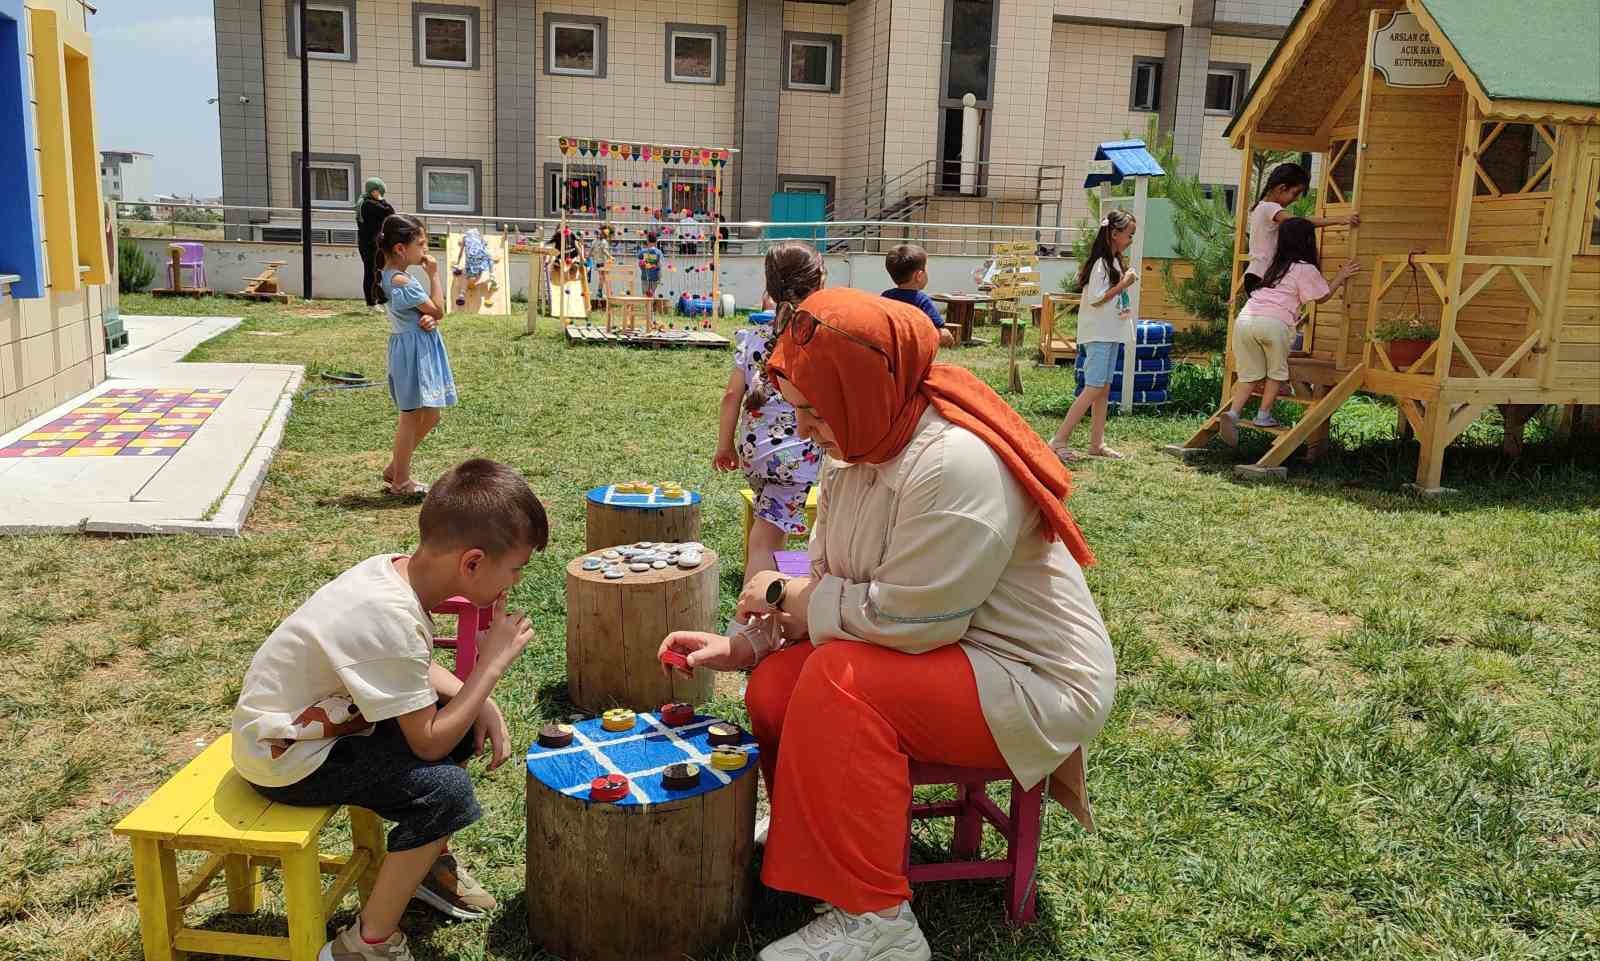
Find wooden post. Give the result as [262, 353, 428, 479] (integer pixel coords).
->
[1342, 15, 1379, 371]
[1223, 130, 1254, 411]
[712, 162, 723, 317]
[1435, 97, 1480, 388]
[223, 854, 260, 914]
[1121, 176, 1150, 413]
[347, 807, 386, 904]
[1534, 131, 1582, 387]
[130, 838, 185, 961]
[281, 848, 326, 961]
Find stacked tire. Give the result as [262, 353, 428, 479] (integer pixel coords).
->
[1074, 320, 1174, 407]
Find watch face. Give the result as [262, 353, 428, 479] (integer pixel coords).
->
[765, 579, 786, 606]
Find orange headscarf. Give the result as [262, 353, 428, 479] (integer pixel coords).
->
[766, 287, 1094, 566]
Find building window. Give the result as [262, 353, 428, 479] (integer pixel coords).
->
[287, 1, 356, 62]
[1129, 57, 1163, 112]
[1201, 183, 1238, 211]
[1205, 63, 1248, 115]
[778, 175, 836, 208]
[544, 14, 606, 78]
[1583, 159, 1600, 255]
[1474, 122, 1556, 196]
[662, 171, 714, 218]
[290, 152, 360, 209]
[784, 32, 840, 93]
[943, 0, 995, 103]
[665, 23, 725, 85]
[417, 158, 480, 214]
[545, 163, 604, 218]
[415, 4, 477, 69]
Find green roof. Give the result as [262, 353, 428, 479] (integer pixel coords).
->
[1422, 0, 1600, 106]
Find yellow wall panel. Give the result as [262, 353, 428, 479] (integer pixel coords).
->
[27, 6, 76, 291]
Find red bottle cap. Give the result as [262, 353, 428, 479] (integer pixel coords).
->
[659, 649, 691, 672]
[660, 702, 694, 727]
[589, 774, 629, 802]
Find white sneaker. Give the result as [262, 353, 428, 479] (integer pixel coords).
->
[758, 902, 931, 961]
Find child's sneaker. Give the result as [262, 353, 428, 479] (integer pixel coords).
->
[1252, 413, 1282, 429]
[758, 901, 930, 961]
[1218, 410, 1240, 447]
[413, 852, 496, 920]
[318, 923, 413, 961]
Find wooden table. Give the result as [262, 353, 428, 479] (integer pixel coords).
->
[931, 293, 994, 346]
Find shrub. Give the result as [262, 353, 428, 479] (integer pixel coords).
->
[1165, 359, 1226, 415]
[117, 236, 154, 293]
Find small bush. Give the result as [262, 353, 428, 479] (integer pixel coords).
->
[117, 237, 154, 293]
[1165, 359, 1225, 414]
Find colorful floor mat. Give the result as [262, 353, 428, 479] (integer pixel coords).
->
[0, 387, 231, 458]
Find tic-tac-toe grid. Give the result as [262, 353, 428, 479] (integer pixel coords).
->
[587, 485, 700, 509]
[526, 712, 757, 809]
[0, 387, 231, 458]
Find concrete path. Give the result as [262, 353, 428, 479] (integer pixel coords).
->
[0, 315, 303, 536]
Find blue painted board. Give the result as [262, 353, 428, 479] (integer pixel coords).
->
[0, 0, 44, 299]
[526, 712, 758, 809]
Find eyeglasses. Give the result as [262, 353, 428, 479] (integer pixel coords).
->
[772, 306, 896, 375]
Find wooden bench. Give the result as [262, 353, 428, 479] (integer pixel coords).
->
[114, 734, 385, 961]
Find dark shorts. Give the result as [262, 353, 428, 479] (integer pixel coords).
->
[251, 717, 481, 852]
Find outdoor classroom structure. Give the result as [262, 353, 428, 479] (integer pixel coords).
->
[1172, 0, 1600, 491]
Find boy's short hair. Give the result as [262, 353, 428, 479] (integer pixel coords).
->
[885, 244, 928, 285]
[420, 459, 549, 556]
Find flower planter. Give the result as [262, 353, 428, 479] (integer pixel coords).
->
[1382, 337, 1434, 370]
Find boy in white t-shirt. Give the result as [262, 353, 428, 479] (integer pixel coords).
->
[232, 459, 548, 961]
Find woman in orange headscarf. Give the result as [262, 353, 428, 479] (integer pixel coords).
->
[662, 251, 1116, 961]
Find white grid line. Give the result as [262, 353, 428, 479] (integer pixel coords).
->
[567, 725, 651, 805]
[556, 745, 759, 799]
[639, 712, 734, 787]
[525, 717, 720, 762]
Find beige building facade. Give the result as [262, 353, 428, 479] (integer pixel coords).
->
[216, 0, 1297, 234]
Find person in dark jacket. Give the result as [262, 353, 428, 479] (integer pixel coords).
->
[357, 178, 395, 310]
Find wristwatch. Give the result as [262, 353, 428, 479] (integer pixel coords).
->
[765, 578, 789, 612]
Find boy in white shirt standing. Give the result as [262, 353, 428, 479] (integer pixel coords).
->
[231, 459, 547, 961]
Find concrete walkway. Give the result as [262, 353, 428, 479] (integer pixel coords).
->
[0, 315, 303, 536]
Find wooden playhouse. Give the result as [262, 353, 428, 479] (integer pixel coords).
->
[1172, 0, 1600, 490]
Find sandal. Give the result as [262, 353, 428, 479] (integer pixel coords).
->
[1050, 445, 1082, 464]
[1087, 447, 1126, 460]
[386, 480, 429, 498]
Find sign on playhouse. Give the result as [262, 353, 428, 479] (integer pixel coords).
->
[1371, 11, 1453, 88]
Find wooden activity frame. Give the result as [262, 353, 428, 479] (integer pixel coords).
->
[1173, 0, 1600, 491]
[443, 228, 511, 316]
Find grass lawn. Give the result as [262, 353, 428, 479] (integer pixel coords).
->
[1, 294, 1596, 960]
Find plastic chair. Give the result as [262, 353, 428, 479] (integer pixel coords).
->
[905, 762, 1045, 924]
[432, 596, 490, 680]
[166, 242, 206, 289]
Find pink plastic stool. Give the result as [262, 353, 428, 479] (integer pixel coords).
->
[432, 596, 490, 680]
[774, 550, 809, 577]
[904, 762, 1044, 924]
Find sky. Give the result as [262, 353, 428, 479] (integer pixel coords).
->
[91, 1, 221, 198]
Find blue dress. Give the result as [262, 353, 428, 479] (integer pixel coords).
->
[384, 268, 457, 411]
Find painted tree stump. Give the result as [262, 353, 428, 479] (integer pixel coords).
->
[525, 711, 758, 961]
[584, 485, 702, 551]
[565, 547, 717, 711]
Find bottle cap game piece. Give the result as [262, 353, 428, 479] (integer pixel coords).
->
[706, 722, 743, 747]
[659, 649, 691, 672]
[710, 746, 747, 771]
[661, 763, 702, 791]
[590, 774, 629, 802]
[660, 701, 694, 726]
[537, 722, 575, 748]
[601, 708, 637, 732]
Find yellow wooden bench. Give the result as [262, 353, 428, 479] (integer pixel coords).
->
[739, 486, 818, 557]
[113, 734, 386, 961]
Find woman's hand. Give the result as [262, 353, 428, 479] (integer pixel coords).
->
[658, 630, 755, 673]
[736, 573, 812, 639]
[713, 446, 739, 472]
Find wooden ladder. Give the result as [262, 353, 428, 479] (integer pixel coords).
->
[1173, 364, 1366, 467]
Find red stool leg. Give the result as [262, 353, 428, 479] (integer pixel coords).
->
[1006, 781, 1043, 924]
[951, 780, 985, 859]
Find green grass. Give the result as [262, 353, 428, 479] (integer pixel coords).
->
[1, 293, 1597, 960]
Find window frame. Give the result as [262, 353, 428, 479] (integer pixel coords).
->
[414, 4, 478, 70]
[783, 32, 841, 94]
[1581, 157, 1600, 256]
[416, 157, 481, 215]
[545, 162, 606, 219]
[286, 0, 357, 63]
[777, 175, 836, 209]
[1129, 56, 1163, 113]
[543, 13, 607, 78]
[661, 169, 716, 219]
[1204, 62, 1248, 116]
[665, 23, 726, 86]
[290, 151, 360, 210]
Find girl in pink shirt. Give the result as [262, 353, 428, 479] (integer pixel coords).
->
[1243, 163, 1358, 298]
[1221, 218, 1359, 445]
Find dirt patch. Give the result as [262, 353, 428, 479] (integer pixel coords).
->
[1134, 710, 1192, 739]
[291, 307, 339, 319]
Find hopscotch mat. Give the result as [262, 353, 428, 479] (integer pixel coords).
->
[0, 387, 230, 458]
[526, 712, 758, 809]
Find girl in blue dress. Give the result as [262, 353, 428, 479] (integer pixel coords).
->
[377, 215, 457, 497]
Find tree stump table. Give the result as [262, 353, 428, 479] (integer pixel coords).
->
[565, 545, 717, 711]
[584, 485, 702, 551]
[525, 710, 759, 961]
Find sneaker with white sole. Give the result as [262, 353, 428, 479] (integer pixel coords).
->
[318, 923, 414, 961]
[412, 852, 495, 920]
[758, 901, 931, 961]
[1217, 410, 1240, 447]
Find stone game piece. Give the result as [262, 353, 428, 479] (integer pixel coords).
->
[677, 551, 703, 569]
[652, 560, 668, 569]
[604, 567, 625, 579]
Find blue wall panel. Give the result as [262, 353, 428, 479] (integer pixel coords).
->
[0, 0, 45, 299]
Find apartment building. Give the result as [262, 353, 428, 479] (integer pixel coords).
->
[213, 0, 1299, 236]
[100, 149, 154, 201]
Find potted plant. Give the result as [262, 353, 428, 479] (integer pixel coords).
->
[1373, 314, 1440, 369]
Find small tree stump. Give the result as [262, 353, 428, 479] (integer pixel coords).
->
[525, 711, 758, 961]
[584, 485, 702, 551]
[566, 548, 717, 711]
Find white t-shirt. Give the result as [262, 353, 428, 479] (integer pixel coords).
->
[1076, 258, 1131, 344]
[231, 555, 437, 787]
[1246, 201, 1284, 279]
